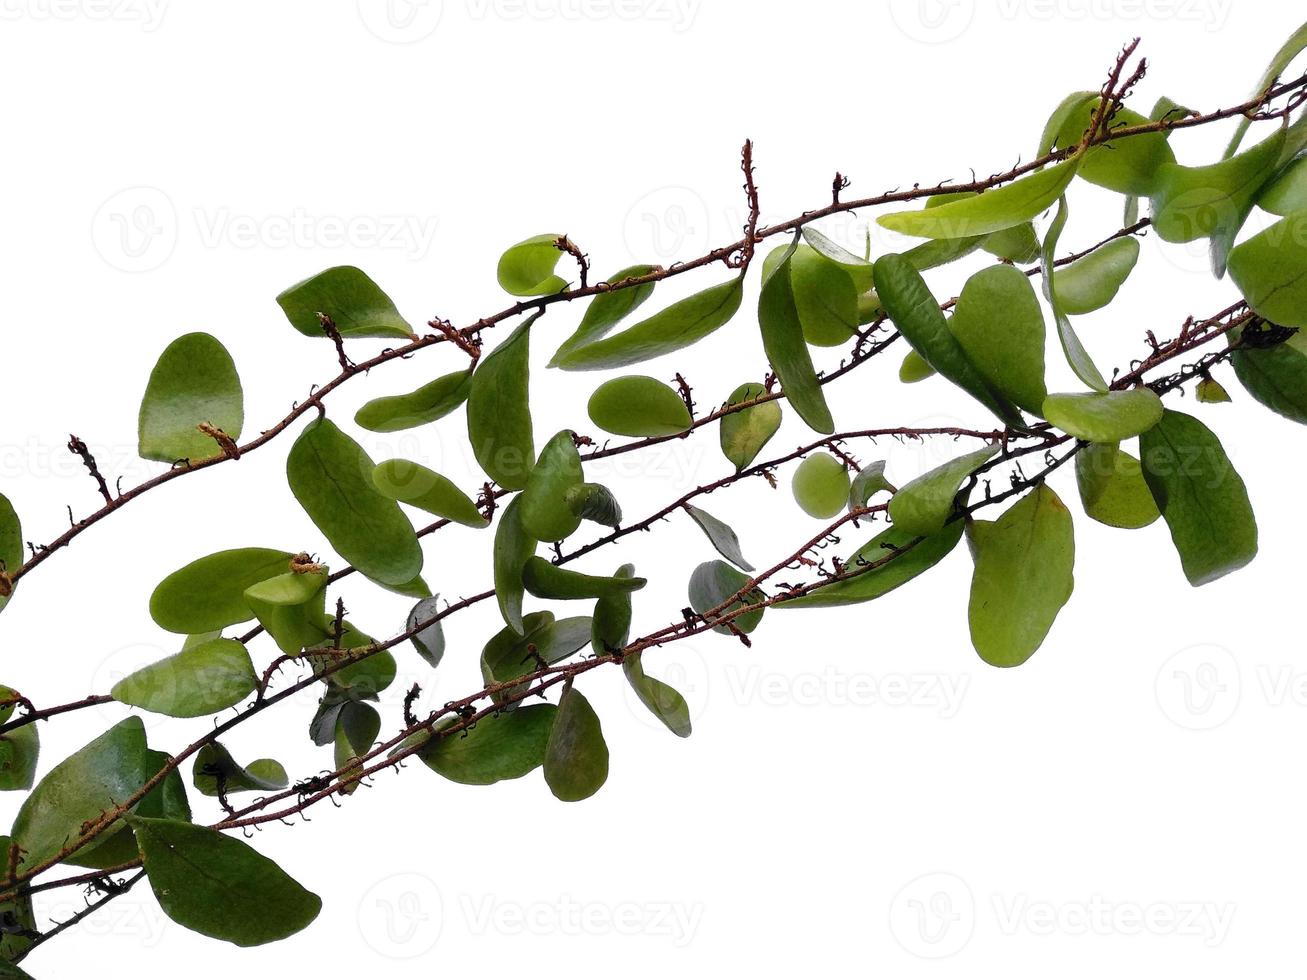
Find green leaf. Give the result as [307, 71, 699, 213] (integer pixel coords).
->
[878, 160, 1077, 239]
[781, 519, 965, 608]
[587, 376, 692, 437]
[1051, 237, 1141, 315]
[276, 265, 412, 339]
[849, 460, 894, 510]
[591, 563, 635, 655]
[1259, 155, 1307, 215]
[111, 638, 257, 718]
[481, 612, 591, 705]
[137, 332, 244, 464]
[418, 704, 557, 785]
[0, 726, 39, 792]
[982, 221, 1041, 263]
[522, 557, 646, 601]
[553, 277, 744, 371]
[1232, 325, 1307, 422]
[12, 717, 150, 871]
[305, 619, 395, 702]
[1195, 376, 1233, 404]
[129, 816, 321, 947]
[623, 653, 691, 738]
[1139, 410, 1258, 586]
[967, 485, 1075, 667]
[372, 459, 489, 528]
[354, 367, 472, 433]
[873, 253, 1023, 425]
[519, 431, 585, 541]
[287, 418, 422, 587]
[1150, 129, 1285, 270]
[192, 743, 288, 797]
[493, 495, 536, 633]
[786, 244, 860, 347]
[759, 241, 834, 434]
[333, 700, 381, 794]
[899, 349, 936, 383]
[497, 234, 568, 296]
[244, 570, 328, 656]
[0, 494, 20, 618]
[0, 840, 36, 964]
[687, 560, 764, 635]
[949, 264, 1047, 414]
[1074, 442, 1160, 530]
[544, 685, 609, 803]
[1042, 197, 1109, 391]
[407, 594, 446, 669]
[888, 446, 998, 536]
[800, 227, 875, 291]
[1042, 388, 1164, 443]
[467, 315, 537, 489]
[1223, 21, 1307, 158]
[150, 548, 294, 634]
[565, 483, 622, 527]
[549, 264, 659, 366]
[719, 382, 781, 471]
[1053, 101, 1176, 195]
[684, 504, 754, 571]
[791, 453, 852, 520]
[1228, 211, 1307, 328]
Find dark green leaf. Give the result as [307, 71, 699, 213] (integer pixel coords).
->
[759, 242, 834, 434]
[276, 265, 411, 339]
[418, 704, 557, 785]
[949, 264, 1047, 414]
[1139, 410, 1258, 586]
[623, 653, 691, 738]
[0, 495, 20, 618]
[354, 367, 472, 433]
[138, 332, 243, 464]
[1232, 326, 1307, 421]
[591, 564, 635, 655]
[687, 560, 764, 634]
[522, 557, 646, 600]
[287, 418, 422, 587]
[684, 504, 754, 571]
[493, 495, 536, 633]
[111, 638, 257, 718]
[565, 483, 622, 527]
[192, 743, 288, 797]
[467, 315, 537, 489]
[149, 548, 294, 634]
[129, 816, 321, 946]
[518, 431, 586, 542]
[544, 685, 609, 803]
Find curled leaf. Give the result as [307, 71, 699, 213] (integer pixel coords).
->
[497, 234, 568, 296]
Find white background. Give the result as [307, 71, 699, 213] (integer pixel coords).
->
[1, 0, 1304, 975]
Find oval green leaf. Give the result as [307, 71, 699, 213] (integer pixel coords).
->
[372, 459, 489, 527]
[878, 160, 1077, 239]
[949, 264, 1047, 414]
[587, 376, 692, 437]
[1075, 441, 1160, 529]
[544, 685, 609, 803]
[888, 445, 998, 536]
[719, 382, 781, 471]
[1051, 236, 1141, 315]
[467, 315, 537, 489]
[138, 332, 244, 463]
[354, 367, 472, 433]
[111, 638, 257, 718]
[1042, 388, 1164, 443]
[759, 242, 834, 434]
[149, 548, 295, 634]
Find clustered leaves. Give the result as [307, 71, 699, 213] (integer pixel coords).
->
[1, 28, 1306, 973]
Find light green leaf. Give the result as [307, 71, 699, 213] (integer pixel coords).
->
[354, 367, 472, 433]
[149, 548, 295, 634]
[519, 431, 585, 542]
[1139, 410, 1257, 586]
[287, 418, 422, 587]
[111, 638, 257, 718]
[949, 264, 1047, 414]
[244, 570, 328, 656]
[553, 277, 744, 371]
[781, 519, 965, 608]
[497, 234, 568, 296]
[592, 564, 635, 655]
[623, 653, 691, 738]
[1232, 324, 1307, 421]
[888, 446, 998, 536]
[192, 743, 288, 797]
[1053, 101, 1176, 195]
[549, 264, 659, 366]
[276, 265, 412, 339]
[788, 245, 860, 347]
[1259, 155, 1307, 215]
[968, 484, 1075, 667]
[522, 557, 646, 601]
[684, 504, 753, 571]
[1052, 237, 1141, 315]
[1074, 442, 1160, 530]
[1042, 196, 1109, 391]
[1228, 210, 1307, 327]
[1223, 21, 1307, 158]
[800, 227, 875, 290]
[873, 253, 1024, 425]
[1042, 388, 1164, 443]
[1196, 376, 1233, 404]
[130, 816, 321, 947]
[759, 242, 834, 434]
[878, 160, 1077, 239]
[719, 382, 781, 471]
[493, 495, 536, 633]
[372, 459, 488, 528]
[587, 376, 692, 437]
[687, 560, 764, 634]
[467, 315, 537, 489]
[138, 332, 244, 463]
[791, 453, 852, 520]
[544, 686, 609, 803]
[419, 704, 557, 785]
[899, 349, 936, 383]
[849, 460, 894, 510]
[0, 494, 21, 618]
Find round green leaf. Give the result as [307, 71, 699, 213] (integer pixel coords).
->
[587, 376, 692, 437]
[1075, 442, 1160, 530]
[688, 560, 764, 635]
[888, 446, 998, 536]
[1228, 211, 1307, 328]
[192, 743, 288, 797]
[418, 704, 557, 785]
[791, 453, 852, 519]
[138, 332, 244, 464]
[591, 563, 635, 655]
